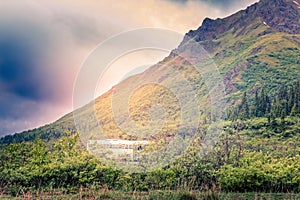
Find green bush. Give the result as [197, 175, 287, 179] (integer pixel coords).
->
[219, 151, 300, 192]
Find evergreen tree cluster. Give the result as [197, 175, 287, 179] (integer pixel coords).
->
[228, 82, 300, 120]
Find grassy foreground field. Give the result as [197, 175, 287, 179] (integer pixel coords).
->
[1, 189, 300, 200]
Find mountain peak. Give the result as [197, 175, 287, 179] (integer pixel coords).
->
[253, 0, 300, 33]
[184, 0, 300, 43]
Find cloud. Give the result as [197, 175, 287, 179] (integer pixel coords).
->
[0, 1, 77, 135]
[0, 93, 68, 133]
[0, 25, 48, 100]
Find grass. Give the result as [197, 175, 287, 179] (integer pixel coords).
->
[1, 189, 300, 200]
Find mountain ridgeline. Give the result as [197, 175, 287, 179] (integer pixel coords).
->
[0, 0, 299, 144]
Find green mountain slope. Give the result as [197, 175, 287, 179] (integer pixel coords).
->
[0, 0, 299, 144]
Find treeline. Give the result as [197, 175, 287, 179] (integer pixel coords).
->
[228, 82, 300, 120]
[0, 122, 76, 146]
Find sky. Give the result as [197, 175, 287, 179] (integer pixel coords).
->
[0, 0, 258, 136]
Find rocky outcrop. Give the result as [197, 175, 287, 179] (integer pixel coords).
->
[251, 0, 300, 34]
[181, 0, 300, 45]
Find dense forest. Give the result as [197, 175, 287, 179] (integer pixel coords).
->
[228, 82, 300, 121]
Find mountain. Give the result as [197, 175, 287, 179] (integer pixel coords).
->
[1, 0, 299, 144]
[185, 0, 300, 42]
